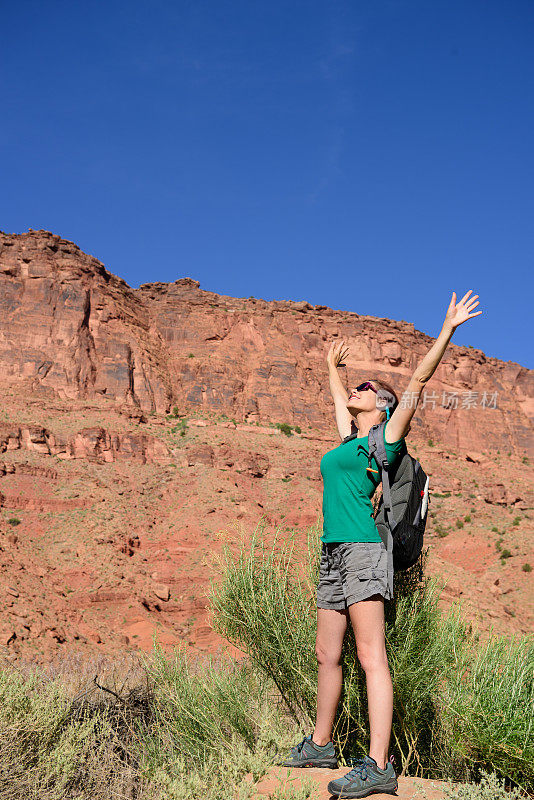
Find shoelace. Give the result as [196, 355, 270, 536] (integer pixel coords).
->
[344, 759, 369, 781]
[294, 735, 311, 754]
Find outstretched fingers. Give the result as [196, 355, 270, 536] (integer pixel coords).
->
[465, 295, 482, 318]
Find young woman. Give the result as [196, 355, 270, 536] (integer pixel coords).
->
[281, 290, 482, 799]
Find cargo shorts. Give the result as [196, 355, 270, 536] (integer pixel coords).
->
[316, 541, 393, 609]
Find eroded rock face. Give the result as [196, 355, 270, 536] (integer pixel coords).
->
[0, 423, 170, 464]
[1, 230, 533, 456]
[0, 230, 172, 413]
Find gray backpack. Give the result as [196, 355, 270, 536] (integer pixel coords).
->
[367, 421, 430, 597]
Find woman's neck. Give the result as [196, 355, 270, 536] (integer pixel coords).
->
[353, 410, 385, 438]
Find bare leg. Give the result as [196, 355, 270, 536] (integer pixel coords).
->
[348, 594, 392, 769]
[312, 607, 348, 745]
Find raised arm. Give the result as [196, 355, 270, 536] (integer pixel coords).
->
[327, 340, 353, 441]
[385, 290, 482, 443]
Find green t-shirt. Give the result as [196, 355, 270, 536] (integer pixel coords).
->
[320, 421, 406, 544]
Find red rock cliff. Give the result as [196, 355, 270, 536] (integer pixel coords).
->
[1, 229, 532, 455]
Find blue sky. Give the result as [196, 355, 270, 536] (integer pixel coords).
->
[2, 0, 533, 368]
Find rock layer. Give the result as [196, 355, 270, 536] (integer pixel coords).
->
[0, 229, 532, 456]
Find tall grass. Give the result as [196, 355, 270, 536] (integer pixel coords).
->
[437, 632, 534, 787]
[138, 642, 295, 800]
[208, 526, 319, 724]
[209, 521, 533, 790]
[140, 642, 290, 775]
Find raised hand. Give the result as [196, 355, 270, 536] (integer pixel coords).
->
[444, 290, 482, 330]
[327, 339, 350, 368]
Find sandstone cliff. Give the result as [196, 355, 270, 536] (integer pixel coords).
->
[1, 229, 532, 456]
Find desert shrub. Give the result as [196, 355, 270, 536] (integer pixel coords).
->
[138, 644, 293, 797]
[0, 651, 293, 800]
[209, 521, 533, 787]
[437, 634, 533, 790]
[210, 523, 470, 777]
[171, 418, 188, 437]
[418, 768, 526, 799]
[209, 525, 319, 724]
[522, 563, 532, 572]
[0, 664, 148, 799]
[143, 644, 262, 767]
[276, 423, 293, 436]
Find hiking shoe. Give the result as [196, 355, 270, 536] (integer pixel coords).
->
[327, 754, 398, 798]
[278, 734, 338, 768]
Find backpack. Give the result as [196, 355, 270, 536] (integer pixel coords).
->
[367, 421, 430, 597]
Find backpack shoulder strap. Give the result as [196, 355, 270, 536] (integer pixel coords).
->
[368, 421, 389, 473]
[368, 421, 395, 530]
[368, 421, 395, 598]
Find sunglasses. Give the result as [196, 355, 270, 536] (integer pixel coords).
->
[354, 381, 378, 394]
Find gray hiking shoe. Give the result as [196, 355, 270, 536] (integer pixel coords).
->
[327, 754, 398, 798]
[279, 734, 338, 768]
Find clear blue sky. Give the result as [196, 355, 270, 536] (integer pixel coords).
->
[2, 1, 533, 368]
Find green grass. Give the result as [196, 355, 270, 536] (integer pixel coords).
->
[438, 633, 533, 788]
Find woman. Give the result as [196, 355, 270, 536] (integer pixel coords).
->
[281, 290, 482, 799]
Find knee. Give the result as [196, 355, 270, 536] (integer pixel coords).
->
[356, 642, 388, 673]
[315, 640, 342, 668]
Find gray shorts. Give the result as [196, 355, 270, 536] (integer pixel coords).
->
[316, 541, 392, 609]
